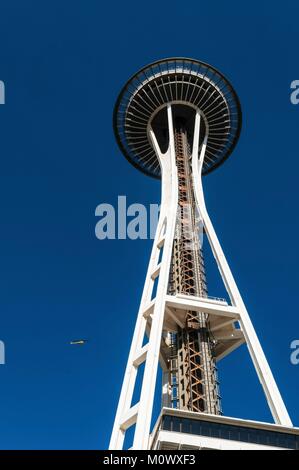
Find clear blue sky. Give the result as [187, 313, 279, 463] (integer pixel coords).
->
[0, 0, 298, 450]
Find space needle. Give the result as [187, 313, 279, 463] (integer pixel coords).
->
[109, 58, 298, 450]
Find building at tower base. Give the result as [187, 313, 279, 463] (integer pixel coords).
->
[151, 408, 299, 450]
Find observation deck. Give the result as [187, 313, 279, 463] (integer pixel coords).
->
[113, 58, 242, 178]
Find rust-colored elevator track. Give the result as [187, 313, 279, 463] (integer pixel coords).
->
[167, 127, 221, 415]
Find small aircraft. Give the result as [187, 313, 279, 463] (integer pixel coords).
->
[70, 339, 88, 345]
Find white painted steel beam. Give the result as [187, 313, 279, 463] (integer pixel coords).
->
[165, 294, 240, 319]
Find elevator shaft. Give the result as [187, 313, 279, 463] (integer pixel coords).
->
[167, 127, 221, 415]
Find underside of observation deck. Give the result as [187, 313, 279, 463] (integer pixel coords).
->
[114, 58, 242, 178]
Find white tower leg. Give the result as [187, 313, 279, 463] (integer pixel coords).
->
[191, 110, 292, 427]
[109, 105, 179, 450]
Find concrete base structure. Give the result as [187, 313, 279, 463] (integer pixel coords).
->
[151, 408, 299, 450]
